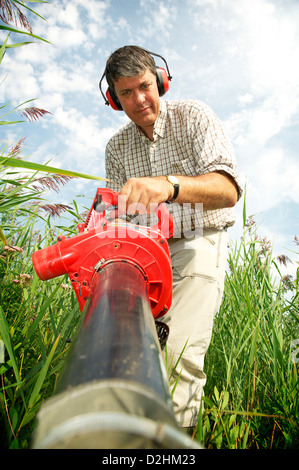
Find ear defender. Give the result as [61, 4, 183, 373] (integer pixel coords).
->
[156, 67, 170, 96]
[106, 87, 123, 111]
[99, 48, 172, 111]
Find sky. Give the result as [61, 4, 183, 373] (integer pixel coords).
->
[1, 0, 299, 278]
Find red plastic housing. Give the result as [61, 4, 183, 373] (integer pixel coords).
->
[32, 188, 173, 318]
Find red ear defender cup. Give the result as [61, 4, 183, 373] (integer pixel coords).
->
[106, 87, 123, 111]
[156, 67, 170, 96]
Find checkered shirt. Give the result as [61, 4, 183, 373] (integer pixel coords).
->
[105, 99, 242, 234]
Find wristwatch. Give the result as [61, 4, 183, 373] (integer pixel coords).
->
[166, 175, 180, 202]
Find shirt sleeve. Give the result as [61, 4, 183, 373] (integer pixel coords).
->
[190, 103, 243, 200]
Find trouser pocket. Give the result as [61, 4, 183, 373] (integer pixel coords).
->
[170, 230, 226, 281]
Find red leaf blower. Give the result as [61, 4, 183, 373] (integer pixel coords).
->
[32, 188, 173, 318]
[31, 188, 202, 449]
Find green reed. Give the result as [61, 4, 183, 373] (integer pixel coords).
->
[196, 205, 299, 449]
[1, 150, 298, 449]
[0, 179, 84, 448]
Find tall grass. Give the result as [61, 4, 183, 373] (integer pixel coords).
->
[1, 174, 298, 448]
[196, 211, 299, 449]
[0, 166, 84, 448]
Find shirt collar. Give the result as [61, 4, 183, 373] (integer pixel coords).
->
[134, 99, 167, 140]
[153, 99, 167, 138]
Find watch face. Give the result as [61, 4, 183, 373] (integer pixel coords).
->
[168, 175, 179, 185]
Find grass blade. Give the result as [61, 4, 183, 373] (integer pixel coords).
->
[0, 156, 114, 184]
[28, 334, 61, 408]
[0, 25, 51, 44]
[0, 306, 22, 389]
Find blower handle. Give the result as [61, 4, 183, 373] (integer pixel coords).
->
[90, 189, 174, 239]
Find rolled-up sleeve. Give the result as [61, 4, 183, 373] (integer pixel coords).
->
[191, 104, 243, 200]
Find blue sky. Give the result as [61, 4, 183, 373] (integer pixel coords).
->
[1, 0, 299, 277]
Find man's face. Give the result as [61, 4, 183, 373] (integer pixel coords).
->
[113, 68, 160, 136]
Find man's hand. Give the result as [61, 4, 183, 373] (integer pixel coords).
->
[118, 176, 173, 215]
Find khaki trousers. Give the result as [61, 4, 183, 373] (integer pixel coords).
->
[162, 228, 229, 427]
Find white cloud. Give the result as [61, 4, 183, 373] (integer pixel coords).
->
[248, 101, 291, 145]
[238, 2, 299, 96]
[226, 98, 299, 214]
[36, 105, 119, 178]
[32, 0, 110, 46]
[56, 3, 81, 28]
[138, 0, 177, 38]
[2, 58, 40, 102]
[53, 106, 111, 151]
[238, 94, 253, 106]
[188, 0, 299, 102]
[255, 148, 299, 202]
[39, 59, 96, 96]
[184, 0, 299, 222]
[47, 25, 87, 49]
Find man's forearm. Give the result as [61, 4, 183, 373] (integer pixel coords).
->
[165, 172, 239, 210]
[118, 171, 239, 214]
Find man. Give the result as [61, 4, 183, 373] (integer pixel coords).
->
[103, 45, 242, 432]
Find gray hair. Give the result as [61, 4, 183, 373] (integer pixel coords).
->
[105, 45, 156, 92]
